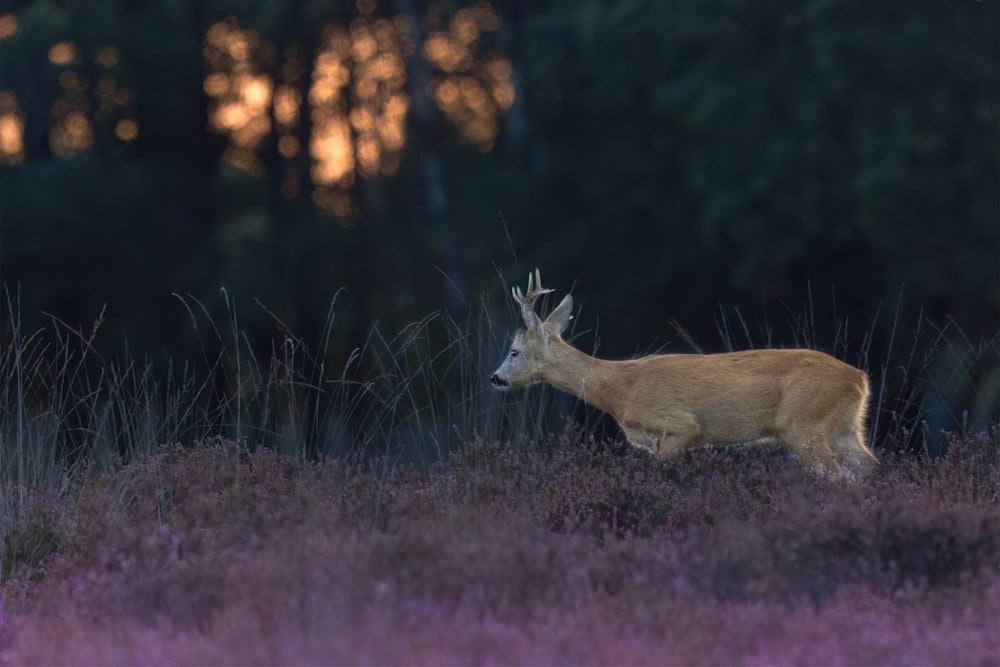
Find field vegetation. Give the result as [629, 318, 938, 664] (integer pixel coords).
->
[0, 299, 998, 665]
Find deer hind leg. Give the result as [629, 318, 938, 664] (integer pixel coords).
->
[831, 408, 878, 476]
[780, 389, 872, 474]
[781, 427, 837, 471]
[777, 395, 842, 471]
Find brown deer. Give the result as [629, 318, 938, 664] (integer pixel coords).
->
[491, 270, 877, 474]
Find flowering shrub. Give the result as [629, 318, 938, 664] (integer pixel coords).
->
[1, 429, 998, 665]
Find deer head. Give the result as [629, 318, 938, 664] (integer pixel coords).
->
[490, 269, 573, 389]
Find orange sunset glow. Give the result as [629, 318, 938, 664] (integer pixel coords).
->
[0, 2, 514, 216]
[424, 1, 513, 150]
[0, 34, 138, 162]
[201, 1, 512, 215]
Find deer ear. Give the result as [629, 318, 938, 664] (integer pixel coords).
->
[545, 294, 573, 337]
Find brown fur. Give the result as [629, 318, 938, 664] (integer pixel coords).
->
[491, 272, 876, 474]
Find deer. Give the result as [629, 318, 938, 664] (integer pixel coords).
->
[490, 270, 878, 475]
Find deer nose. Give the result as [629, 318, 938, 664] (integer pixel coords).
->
[490, 374, 508, 387]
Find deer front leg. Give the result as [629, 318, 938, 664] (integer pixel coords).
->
[623, 427, 661, 456]
[622, 413, 700, 459]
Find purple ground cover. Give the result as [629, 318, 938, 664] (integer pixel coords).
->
[1, 431, 998, 665]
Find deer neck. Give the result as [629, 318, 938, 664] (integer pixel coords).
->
[541, 338, 623, 415]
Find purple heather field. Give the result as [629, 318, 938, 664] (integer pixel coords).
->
[1, 431, 998, 666]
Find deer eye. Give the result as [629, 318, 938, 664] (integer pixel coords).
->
[510, 349, 520, 358]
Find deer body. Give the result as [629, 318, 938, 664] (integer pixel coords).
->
[491, 271, 877, 474]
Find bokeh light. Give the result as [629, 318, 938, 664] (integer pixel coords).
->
[0, 91, 24, 165]
[8, 3, 515, 215]
[424, 1, 513, 151]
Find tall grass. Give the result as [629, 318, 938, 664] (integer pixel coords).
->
[0, 283, 997, 577]
[0, 289, 547, 467]
[168, 288, 567, 464]
[0, 286, 575, 575]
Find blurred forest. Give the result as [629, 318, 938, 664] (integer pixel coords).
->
[0, 0, 998, 438]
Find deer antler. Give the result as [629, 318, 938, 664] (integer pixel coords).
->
[512, 268, 554, 330]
